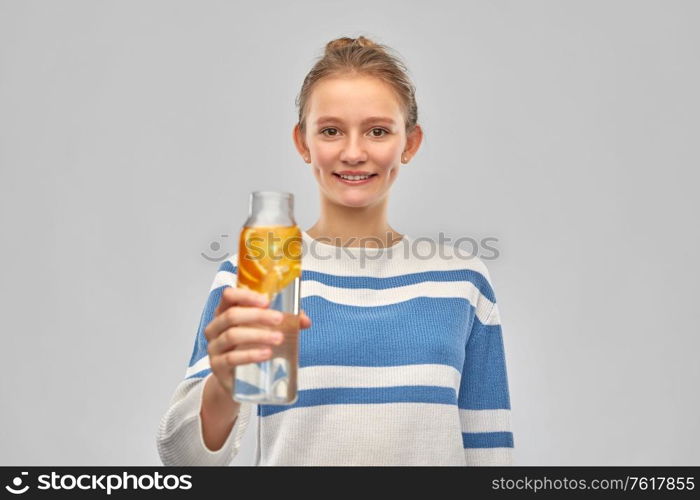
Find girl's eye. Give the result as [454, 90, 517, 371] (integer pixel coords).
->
[320, 127, 389, 137]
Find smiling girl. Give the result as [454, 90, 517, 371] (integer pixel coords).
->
[291, 42, 421, 246]
[158, 35, 514, 466]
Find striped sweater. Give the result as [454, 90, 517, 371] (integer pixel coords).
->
[157, 230, 514, 466]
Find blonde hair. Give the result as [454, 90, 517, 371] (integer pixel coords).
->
[296, 36, 418, 136]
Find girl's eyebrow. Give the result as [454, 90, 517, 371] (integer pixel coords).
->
[315, 116, 396, 126]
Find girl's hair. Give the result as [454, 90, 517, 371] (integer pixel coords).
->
[295, 36, 418, 137]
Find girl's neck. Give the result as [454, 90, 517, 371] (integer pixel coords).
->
[308, 195, 404, 248]
[306, 221, 404, 249]
[305, 226, 404, 248]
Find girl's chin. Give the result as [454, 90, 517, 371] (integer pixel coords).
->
[331, 190, 378, 208]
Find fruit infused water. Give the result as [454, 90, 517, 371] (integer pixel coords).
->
[233, 192, 302, 405]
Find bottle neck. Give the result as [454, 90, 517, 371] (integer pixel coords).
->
[244, 191, 296, 227]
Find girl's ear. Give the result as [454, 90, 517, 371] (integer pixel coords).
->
[292, 123, 310, 161]
[403, 124, 423, 161]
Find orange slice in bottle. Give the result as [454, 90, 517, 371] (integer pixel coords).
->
[237, 225, 301, 297]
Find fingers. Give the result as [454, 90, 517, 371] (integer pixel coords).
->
[207, 326, 283, 356]
[221, 347, 273, 366]
[300, 309, 312, 329]
[214, 286, 268, 317]
[205, 302, 284, 343]
[210, 347, 273, 388]
[206, 287, 312, 344]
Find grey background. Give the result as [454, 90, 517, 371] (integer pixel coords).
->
[1, 0, 698, 466]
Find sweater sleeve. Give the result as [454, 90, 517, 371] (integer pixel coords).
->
[457, 266, 515, 465]
[156, 257, 254, 466]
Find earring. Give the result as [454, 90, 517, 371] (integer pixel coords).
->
[402, 155, 408, 163]
[304, 156, 310, 162]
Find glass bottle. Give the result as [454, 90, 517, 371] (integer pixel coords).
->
[233, 191, 302, 405]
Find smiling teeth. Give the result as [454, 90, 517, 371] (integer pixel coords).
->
[339, 174, 372, 180]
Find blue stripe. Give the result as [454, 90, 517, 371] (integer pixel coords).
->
[458, 316, 511, 410]
[186, 284, 227, 372]
[187, 293, 474, 375]
[259, 385, 457, 417]
[228, 264, 494, 302]
[185, 259, 233, 377]
[298, 295, 472, 371]
[301, 269, 495, 302]
[462, 431, 514, 448]
[217, 260, 236, 274]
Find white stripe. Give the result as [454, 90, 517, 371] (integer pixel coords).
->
[298, 364, 461, 391]
[259, 403, 466, 465]
[184, 356, 210, 378]
[464, 447, 514, 466]
[209, 270, 237, 291]
[485, 303, 501, 326]
[459, 408, 512, 433]
[301, 280, 495, 325]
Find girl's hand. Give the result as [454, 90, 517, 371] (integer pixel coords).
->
[204, 287, 311, 394]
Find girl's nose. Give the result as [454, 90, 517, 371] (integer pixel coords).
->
[339, 135, 368, 164]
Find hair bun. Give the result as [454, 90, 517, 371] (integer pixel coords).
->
[325, 36, 380, 53]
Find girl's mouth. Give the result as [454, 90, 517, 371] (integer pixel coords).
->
[332, 173, 378, 185]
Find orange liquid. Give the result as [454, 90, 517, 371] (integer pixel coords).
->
[237, 225, 302, 299]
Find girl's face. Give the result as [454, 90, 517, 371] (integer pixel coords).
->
[295, 75, 416, 208]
